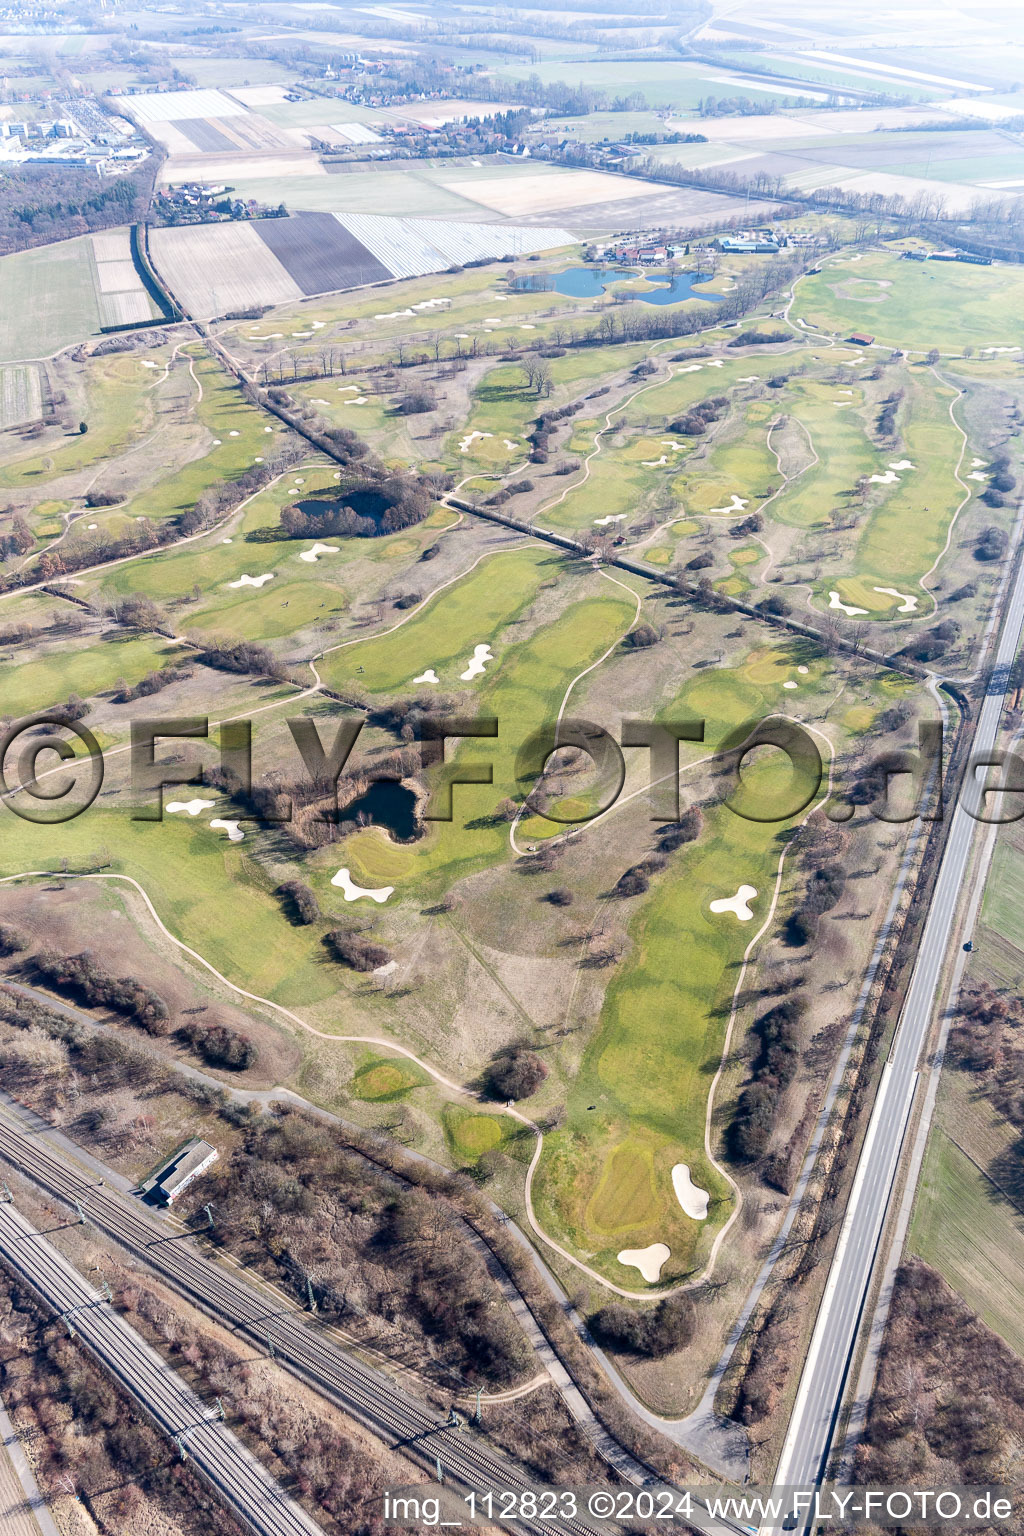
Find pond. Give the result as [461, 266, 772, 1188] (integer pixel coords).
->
[514, 267, 722, 304]
[342, 779, 419, 841]
[297, 489, 390, 529]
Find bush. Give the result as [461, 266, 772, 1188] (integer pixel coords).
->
[178, 1018, 257, 1070]
[756, 593, 791, 617]
[657, 804, 703, 852]
[33, 950, 170, 1034]
[622, 622, 661, 649]
[394, 592, 421, 609]
[326, 930, 392, 971]
[591, 1294, 696, 1357]
[276, 879, 320, 924]
[397, 388, 436, 414]
[547, 887, 573, 906]
[615, 867, 650, 897]
[0, 923, 26, 955]
[979, 505, 1012, 535]
[487, 1046, 548, 1101]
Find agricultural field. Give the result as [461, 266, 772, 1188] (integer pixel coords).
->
[0, 364, 42, 432]
[0, 228, 160, 364]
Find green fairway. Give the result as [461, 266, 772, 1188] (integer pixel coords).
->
[314, 570, 641, 899]
[795, 250, 1024, 352]
[534, 646, 828, 1285]
[0, 632, 173, 717]
[854, 372, 963, 588]
[318, 545, 552, 694]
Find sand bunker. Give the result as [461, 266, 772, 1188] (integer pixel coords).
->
[375, 308, 415, 320]
[210, 819, 244, 842]
[889, 460, 915, 471]
[503, 439, 518, 449]
[413, 668, 438, 684]
[874, 586, 918, 613]
[87, 522, 97, 530]
[299, 542, 338, 563]
[483, 317, 504, 324]
[222, 538, 232, 544]
[459, 430, 493, 454]
[338, 385, 359, 393]
[783, 680, 798, 689]
[594, 513, 627, 526]
[212, 439, 222, 446]
[869, 470, 900, 485]
[671, 1164, 710, 1222]
[738, 375, 759, 383]
[460, 643, 493, 680]
[292, 331, 313, 338]
[971, 458, 986, 468]
[331, 868, 393, 903]
[139, 359, 158, 369]
[642, 455, 669, 467]
[166, 799, 216, 816]
[797, 665, 809, 674]
[706, 359, 725, 368]
[343, 397, 368, 405]
[829, 591, 868, 616]
[709, 884, 757, 921]
[968, 471, 987, 482]
[617, 1244, 670, 1283]
[228, 430, 240, 437]
[709, 495, 749, 514]
[228, 573, 275, 589]
[264, 426, 273, 433]
[677, 363, 703, 374]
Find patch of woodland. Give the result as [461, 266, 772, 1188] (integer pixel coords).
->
[856, 1258, 1024, 1498]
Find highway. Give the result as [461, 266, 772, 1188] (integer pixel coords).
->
[0, 1110, 622, 1536]
[0, 1197, 325, 1536]
[774, 534, 1024, 1513]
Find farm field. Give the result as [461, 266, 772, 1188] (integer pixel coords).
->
[0, 364, 41, 431]
[0, 228, 159, 363]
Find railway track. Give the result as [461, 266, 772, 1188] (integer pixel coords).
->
[0, 1198, 324, 1536]
[0, 1112, 608, 1536]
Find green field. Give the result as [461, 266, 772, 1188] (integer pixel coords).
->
[443, 1105, 507, 1163]
[910, 1124, 1024, 1357]
[0, 235, 104, 363]
[795, 250, 1024, 352]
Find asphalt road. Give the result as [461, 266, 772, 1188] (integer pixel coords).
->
[774, 540, 1024, 1511]
[0, 1197, 325, 1536]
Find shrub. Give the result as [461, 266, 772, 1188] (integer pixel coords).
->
[622, 622, 661, 649]
[591, 1294, 696, 1357]
[487, 1046, 548, 1101]
[276, 879, 320, 924]
[0, 923, 26, 955]
[397, 388, 436, 414]
[178, 1018, 257, 1070]
[547, 887, 573, 906]
[615, 867, 650, 897]
[325, 930, 392, 971]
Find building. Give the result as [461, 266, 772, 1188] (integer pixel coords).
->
[848, 332, 875, 346]
[140, 1139, 218, 1206]
[716, 237, 780, 254]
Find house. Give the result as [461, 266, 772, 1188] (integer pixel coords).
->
[140, 1139, 218, 1206]
[848, 332, 875, 346]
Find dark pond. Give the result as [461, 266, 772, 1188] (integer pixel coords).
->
[297, 488, 390, 528]
[515, 267, 722, 304]
[343, 779, 418, 841]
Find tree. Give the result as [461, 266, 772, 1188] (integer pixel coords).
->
[925, 348, 940, 366]
[79, 420, 88, 434]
